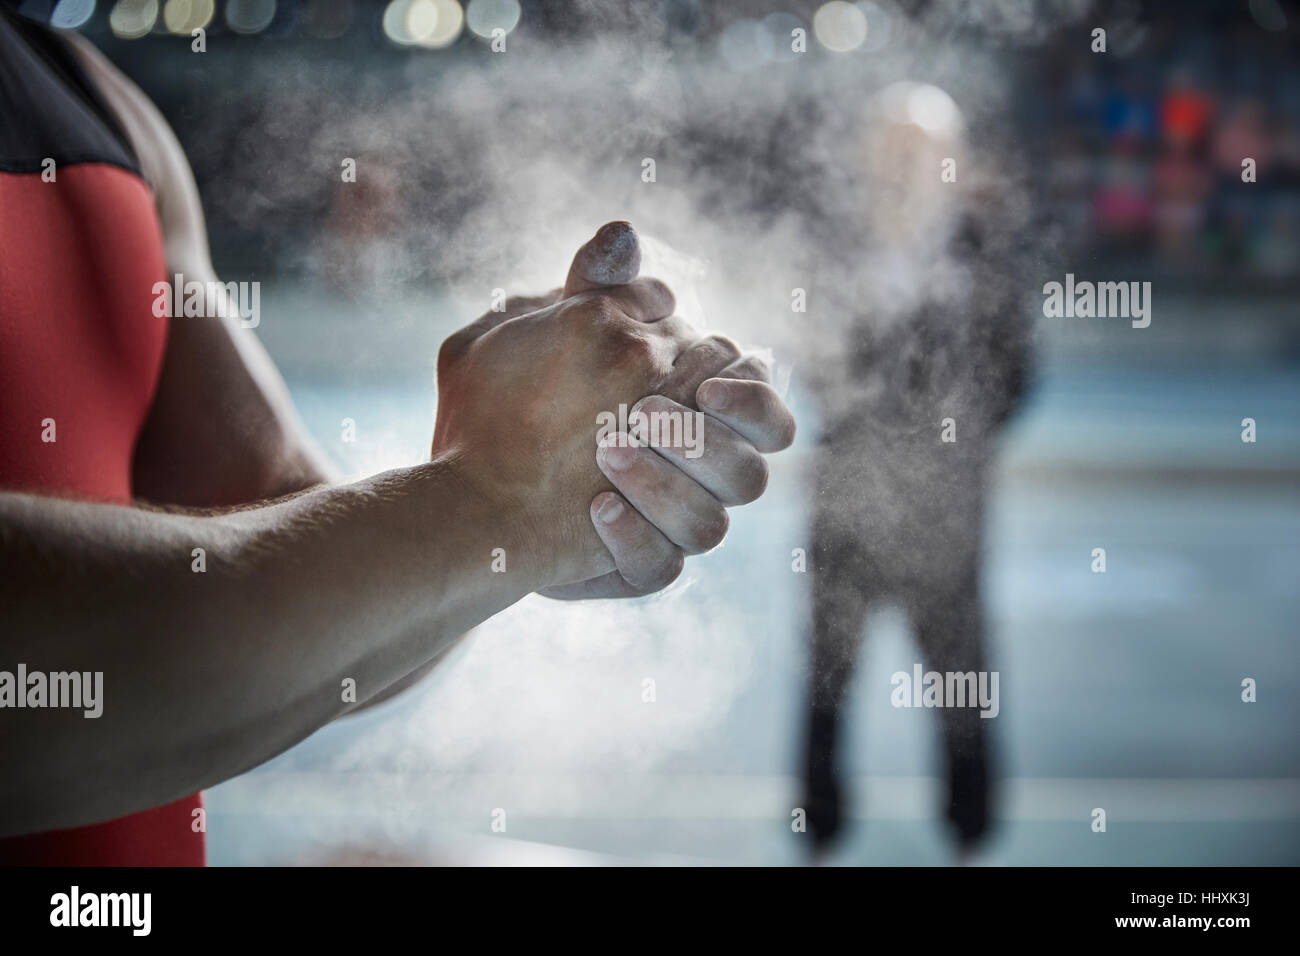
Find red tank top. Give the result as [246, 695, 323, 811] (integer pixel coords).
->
[0, 8, 205, 865]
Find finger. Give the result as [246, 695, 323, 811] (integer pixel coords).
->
[629, 394, 769, 505]
[645, 315, 703, 372]
[639, 314, 700, 366]
[717, 350, 773, 384]
[697, 378, 797, 452]
[577, 276, 676, 324]
[563, 221, 642, 297]
[597, 436, 729, 554]
[588, 491, 685, 592]
[660, 333, 743, 406]
[640, 313, 697, 345]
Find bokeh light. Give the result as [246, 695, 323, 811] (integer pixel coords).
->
[813, 1, 867, 53]
[465, 0, 520, 42]
[382, 0, 410, 44]
[163, 0, 214, 35]
[50, 0, 96, 30]
[383, 0, 463, 49]
[761, 12, 806, 65]
[718, 18, 772, 73]
[406, 0, 438, 41]
[856, 0, 895, 53]
[879, 80, 963, 137]
[108, 0, 158, 39]
[418, 0, 465, 48]
[225, 0, 276, 35]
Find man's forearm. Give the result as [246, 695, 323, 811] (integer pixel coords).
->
[0, 459, 539, 836]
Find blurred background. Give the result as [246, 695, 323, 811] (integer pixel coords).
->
[39, 0, 1300, 863]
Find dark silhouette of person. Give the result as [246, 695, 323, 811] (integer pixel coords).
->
[801, 210, 1030, 854]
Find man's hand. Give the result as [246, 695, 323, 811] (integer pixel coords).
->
[441, 222, 797, 599]
[542, 349, 795, 598]
[433, 261, 707, 587]
[547, 223, 795, 598]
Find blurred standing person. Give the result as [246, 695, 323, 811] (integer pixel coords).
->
[799, 99, 1031, 856]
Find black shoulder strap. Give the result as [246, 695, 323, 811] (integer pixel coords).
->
[0, 7, 142, 176]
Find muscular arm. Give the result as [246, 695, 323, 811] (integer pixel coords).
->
[66, 40, 434, 719]
[0, 462, 538, 836]
[69, 41, 440, 718]
[1, 197, 735, 837]
[17, 43, 792, 779]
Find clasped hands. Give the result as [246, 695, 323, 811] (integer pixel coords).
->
[433, 222, 796, 598]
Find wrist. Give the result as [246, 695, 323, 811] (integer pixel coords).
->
[423, 450, 558, 593]
[431, 446, 613, 591]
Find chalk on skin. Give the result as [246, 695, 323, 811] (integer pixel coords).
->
[563, 220, 642, 297]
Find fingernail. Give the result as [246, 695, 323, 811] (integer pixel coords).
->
[700, 380, 731, 410]
[595, 495, 625, 525]
[598, 441, 637, 471]
[628, 398, 658, 443]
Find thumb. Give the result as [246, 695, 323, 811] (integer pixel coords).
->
[562, 220, 642, 297]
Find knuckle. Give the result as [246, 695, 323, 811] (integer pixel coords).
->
[643, 278, 676, 314]
[598, 322, 656, 369]
[619, 330, 658, 366]
[437, 332, 468, 371]
[590, 290, 624, 314]
[569, 293, 620, 326]
[503, 296, 538, 316]
[703, 333, 743, 363]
